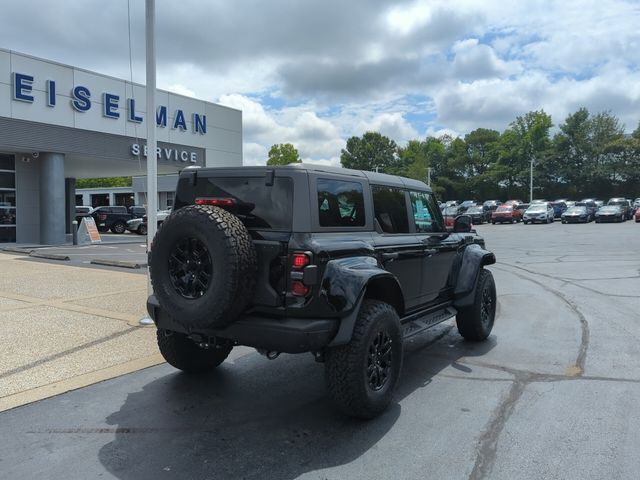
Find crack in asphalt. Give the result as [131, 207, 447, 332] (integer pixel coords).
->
[497, 261, 638, 298]
[495, 264, 590, 373]
[468, 377, 527, 480]
[465, 262, 594, 480]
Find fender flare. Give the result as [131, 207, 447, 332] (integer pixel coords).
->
[452, 244, 496, 308]
[320, 256, 404, 347]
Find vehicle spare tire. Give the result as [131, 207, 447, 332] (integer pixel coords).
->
[149, 204, 257, 329]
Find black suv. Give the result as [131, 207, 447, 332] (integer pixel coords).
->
[147, 165, 497, 418]
[91, 206, 133, 234]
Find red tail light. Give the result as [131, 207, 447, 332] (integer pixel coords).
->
[292, 252, 310, 268]
[291, 281, 310, 296]
[195, 197, 235, 207]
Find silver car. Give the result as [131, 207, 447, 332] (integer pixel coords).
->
[523, 203, 555, 224]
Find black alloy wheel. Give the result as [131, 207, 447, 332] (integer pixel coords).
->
[137, 223, 147, 235]
[168, 237, 213, 299]
[367, 330, 393, 392]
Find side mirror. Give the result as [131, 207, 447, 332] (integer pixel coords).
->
[453, 214, 472, 233]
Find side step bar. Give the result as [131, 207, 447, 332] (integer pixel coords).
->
[400, 306, 457, 340]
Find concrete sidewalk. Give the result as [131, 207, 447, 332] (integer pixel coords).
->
[0, 252, 162, 412]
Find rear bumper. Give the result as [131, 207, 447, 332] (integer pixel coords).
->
[146, 295, 339, 353]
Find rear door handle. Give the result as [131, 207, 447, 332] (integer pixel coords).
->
[424, 249, 436, 256]
[381, 252, 399, 261]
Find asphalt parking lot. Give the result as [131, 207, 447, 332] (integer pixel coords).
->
[1, 221, 639, 479]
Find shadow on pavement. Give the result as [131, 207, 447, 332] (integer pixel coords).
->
[98, 323, 496, 480]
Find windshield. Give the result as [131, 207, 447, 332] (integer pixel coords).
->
[496, 206, 512, 212]
[467, 207, 483, 213]
[599, 206, 619, 212]
[527, 205, 547, 212]
[566, 207, 586, 214]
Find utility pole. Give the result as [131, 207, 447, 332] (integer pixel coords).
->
[140, 0, 157, 325]
[529, 158, 534, 203]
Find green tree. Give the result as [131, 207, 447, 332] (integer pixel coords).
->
[340, 132, 400, 173]
[266, 143, 301, 166]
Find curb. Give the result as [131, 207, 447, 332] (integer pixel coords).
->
[2, 247, 34, 255]
[90, 259, 147, 269]
[29, 252, 70, 261]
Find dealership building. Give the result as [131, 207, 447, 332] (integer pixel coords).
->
[0, 48, 242, 244]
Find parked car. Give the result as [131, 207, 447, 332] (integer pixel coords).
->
[549, 201, 568, 218]
[459, 200, 478, 212]
[523, 203, 555, 224]
[126, 209, 171, 235]
[561, 206, 591, 223]
[607, 198, 633, 220]
[91, 206, 133, 233]
[75, 206, 93, 223]
[128, 205, 146, 218]
[515, 203, 530, 215]
[466, 206, 486, 224]
[504, 199, 523, 206]
[491, 204, 522, 224]
[146, 165, 497, 419]
[595, 205, 625, 223]
[575, 201, 598, 219]
[442, 206, 459, 228]
[635, 207, 640, 222]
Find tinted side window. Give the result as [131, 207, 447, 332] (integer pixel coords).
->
[410, 191, 444, 232]
[371, 185, 409, 233]
[317, 179, 365, 227]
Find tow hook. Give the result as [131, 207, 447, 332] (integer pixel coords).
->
[257, 349, 281, 360]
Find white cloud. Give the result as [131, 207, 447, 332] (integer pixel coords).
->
[1, 0, 639, 169]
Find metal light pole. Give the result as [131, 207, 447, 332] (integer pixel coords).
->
[529, 158, 534, 203]
[427, 167, 432, 187]
[140, 0, 157, 326]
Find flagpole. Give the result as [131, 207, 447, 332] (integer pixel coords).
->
[141, 0, 157, 325]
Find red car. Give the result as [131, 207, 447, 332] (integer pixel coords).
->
[491, 204, 523, 224]
[635, 208, 640, 223]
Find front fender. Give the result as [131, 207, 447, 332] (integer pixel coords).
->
[453, 244, 496, 308]
[320, 256, 402, 347]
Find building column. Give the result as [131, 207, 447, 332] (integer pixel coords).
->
[64, 178, 76, 234]
[39, 152, 66, 245]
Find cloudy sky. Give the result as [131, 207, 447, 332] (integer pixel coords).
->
[2, 0, 639, 165]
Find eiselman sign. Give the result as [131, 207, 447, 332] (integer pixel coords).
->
[11, 71, 207, 135]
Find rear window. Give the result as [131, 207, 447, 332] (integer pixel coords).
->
[182, 176, 294, 230]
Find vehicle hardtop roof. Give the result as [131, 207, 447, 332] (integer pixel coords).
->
[182, 163, 432, 192]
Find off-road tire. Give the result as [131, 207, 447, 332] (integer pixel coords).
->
[149, 205, 257, 329]
[324, 300, 403, 419]
[456, 269, 496, 341]
[157, 329, 232, 373]
[111, 221, 127, 234]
